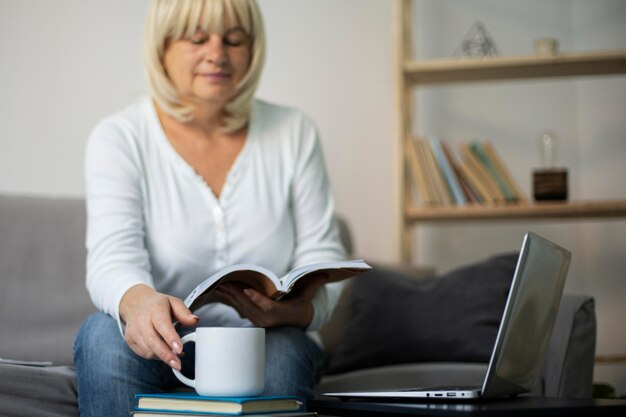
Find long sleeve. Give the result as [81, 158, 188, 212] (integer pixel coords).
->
[288, 115, 347, 332]
[84, 117, 154, 335]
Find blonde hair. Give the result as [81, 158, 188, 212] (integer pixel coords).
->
[144, 0, 265, 132]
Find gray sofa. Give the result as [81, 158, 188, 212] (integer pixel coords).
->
[0, 194, 596, 417]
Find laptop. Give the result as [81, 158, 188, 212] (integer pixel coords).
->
[324, 232, 571, 401]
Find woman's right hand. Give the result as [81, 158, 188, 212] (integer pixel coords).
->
[119, 284, 199, 370]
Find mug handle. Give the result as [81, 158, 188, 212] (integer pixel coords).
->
[171, 332, 195, 388]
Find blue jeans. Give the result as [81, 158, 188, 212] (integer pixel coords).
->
[73, 312, 325, 417]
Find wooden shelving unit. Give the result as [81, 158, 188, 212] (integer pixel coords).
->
[395, 0, 626, 261]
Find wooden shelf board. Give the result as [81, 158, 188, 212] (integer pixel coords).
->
[405, 200, 626, 222]
[595, 355, 626, 364]
[404, 50, 626, 84]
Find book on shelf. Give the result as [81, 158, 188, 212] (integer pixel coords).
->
[456, 158, 493, 205]
[184, 260, 371, 312]
[469, 141, 517, 202]
[405, 138, 434, 206]
[429, 136, 467, 206]
[460, 141, 507, 205]
[134, 393, 302, 415]
[418, 139, 444, 205]
[405, 137, 526, 209]
[407, 137, 473, 206]
[481, 141, 529, 204]
[440, 141, 479, 204]
[420, 138, 454, 205]
[411, 139, 440, 205]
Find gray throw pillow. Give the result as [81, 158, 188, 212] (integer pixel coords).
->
[325, 253, 518, 375]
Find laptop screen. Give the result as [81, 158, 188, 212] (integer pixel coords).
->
[481, 232, 571, 398]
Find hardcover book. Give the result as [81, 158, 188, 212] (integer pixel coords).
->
[134, 393, 303, 415]
[469, 141, 516, 202]
[429, 136, 467, 206]
[406, 138, 434, 205]
[420, 138, 453, 205]
[132, 412, 315, 417]
[460, 142, 505, 205]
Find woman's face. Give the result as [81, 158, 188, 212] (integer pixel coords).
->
[163, 26, 251, 108]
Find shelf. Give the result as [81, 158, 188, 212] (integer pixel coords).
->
[596, 355, 626, 364]
[405, 200, 626, 223]
[404, 50, 626, 85]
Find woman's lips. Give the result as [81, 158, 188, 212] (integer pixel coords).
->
[198, 72, 230, 80]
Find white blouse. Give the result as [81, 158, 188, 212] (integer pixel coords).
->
[84, 97, 347, 337]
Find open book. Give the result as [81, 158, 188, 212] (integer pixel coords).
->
[184, 260, 371, 312]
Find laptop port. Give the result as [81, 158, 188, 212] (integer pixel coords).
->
[434, 393, 443, 397]
[447, 393, 456, 397]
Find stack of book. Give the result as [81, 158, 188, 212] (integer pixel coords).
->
[405, 136, 528, 207]
[132, 393, 316, 416]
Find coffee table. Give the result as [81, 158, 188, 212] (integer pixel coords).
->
[309, 397, 626, 417]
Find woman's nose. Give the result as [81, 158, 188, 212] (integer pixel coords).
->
[205, 34, 227, 65]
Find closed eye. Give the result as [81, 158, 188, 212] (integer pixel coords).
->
[186, 27, 250, 47]
[189, 30, 209, 45]
[223, 27, 250, 47]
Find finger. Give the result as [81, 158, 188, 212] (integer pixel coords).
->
[145, 307, 182, 367]
[143, 326, 182, 370]
[153, 309, 185, 356]
[216, 285, 237, 307]
[242, 289, 288, 328]
[124, 319, 156, 359]
[243, 288, 276, 313]
[126, 332, 156, 360]
[220, 285, 254, 317]
[169, 296, 199, 326]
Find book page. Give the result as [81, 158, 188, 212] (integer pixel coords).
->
[221, 270, 282, 299]
[282, 260, 372, 294]
[185, 264, 280, 312]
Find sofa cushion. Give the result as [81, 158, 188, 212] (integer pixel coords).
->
[0, 195, 95, 365]
[325, 253, 517, 374]
[541, 295, 596, 397]
[0, 364, 78, 417]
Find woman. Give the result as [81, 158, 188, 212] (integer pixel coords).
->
[73, 1, 346, 416]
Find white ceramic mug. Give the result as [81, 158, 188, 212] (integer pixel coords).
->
[172, 327, 265, 397]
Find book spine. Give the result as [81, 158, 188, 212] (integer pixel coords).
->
[405, 138, 434, 206]
[440, 141, 477, 204]
[413, 139, 440, 205]
[460, 141, 504, 205]
[482, 141, 529, 205]
[418, 138, 453, 206]
[469, 141, 516, 203]
[457, 159, 493, 205]
[429, 136, 467, 206]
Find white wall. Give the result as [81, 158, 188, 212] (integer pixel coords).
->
[256, 0, 396, 261]
[0, 0, 149, 196]
[1, 0, 624, 394]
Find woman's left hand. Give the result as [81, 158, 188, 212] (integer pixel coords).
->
[215, 274, 327, 329]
